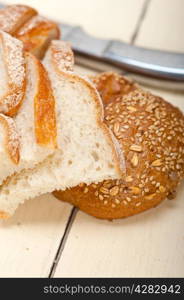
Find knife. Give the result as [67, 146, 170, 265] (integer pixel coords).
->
[60, 23, 184, 90]
[0, 2, 183, 89]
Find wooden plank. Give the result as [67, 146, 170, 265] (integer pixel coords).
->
[3, 0, 146, 42]
[55, 187, 184, 277]
[54, 87, 184, 277]
[146, 87, 184, 111]
[0, 194, 72, 277]
[136, 0, 184, 52]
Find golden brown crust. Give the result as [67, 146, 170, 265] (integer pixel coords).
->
[91, 72, 137, 106]
[26, 53, 57, 148]
[0, 5, 37, 35]
[49, 40, 74, 72]
[0, 113, 20, 164]
[0, 5, 60, 59]
[16, 15, 60, 59]
[53, 72, 184, 219]
[48, 41, 125, 177]
[0, 210, 10, 219]
[0, 31, 26, 117]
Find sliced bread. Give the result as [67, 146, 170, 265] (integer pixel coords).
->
[15, 15, 60, 59]
[0, 40, 125, 218]
[0, 4, 60, 59]
[0, 32, 57, 186]
[0, 30, 26, 117]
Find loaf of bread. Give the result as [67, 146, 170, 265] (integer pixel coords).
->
[0, 4, 60, 58]
[0, 42, 125, 218]
[53, 72, 184, 219]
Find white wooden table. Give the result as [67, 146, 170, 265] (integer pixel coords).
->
[0, 0, 184, 278]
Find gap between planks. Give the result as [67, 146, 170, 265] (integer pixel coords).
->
[47, 0, 152, 278]
[49, 207, 78, 277]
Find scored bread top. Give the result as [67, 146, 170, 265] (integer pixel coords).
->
[54, 72, 184, 219]
[0, 32, 57, 186]
[0, 31, 26, 116]
[46, 40, 126, 177]
[26, 52, 57, 148]
[0, 4, 60, 59]
[15, 15, 60, 57]
[16, 15, 60, 40]
[0, 4, 37, 35]
[0, 113, 20, 164]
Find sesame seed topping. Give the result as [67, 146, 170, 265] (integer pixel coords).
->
[130, 144, 142, 152]
[131, 153, 139, 167]
[109, 186, 119, 196]
[83, 187, 88, 194]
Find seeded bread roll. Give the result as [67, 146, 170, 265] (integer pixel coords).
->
[53, 72, 184, 219]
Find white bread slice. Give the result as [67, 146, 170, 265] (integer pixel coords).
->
[0, 113, 20, 164]
[15, 15, 60, 59]
[14, 52, 57, 163]
[0, 37, 57, 186]
[0, 41, 125, 218]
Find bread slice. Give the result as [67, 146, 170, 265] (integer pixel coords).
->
[0, 4, 37, 35]
[0, 113, 20, 164]
[15, 15, 60, 59]
[0, 36, 57, 186]
[0, 30, 26, 117]
[0, 40, 125, 217]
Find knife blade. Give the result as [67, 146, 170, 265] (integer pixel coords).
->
[60, 23, 184, 83]
[0, 2, 183, 89]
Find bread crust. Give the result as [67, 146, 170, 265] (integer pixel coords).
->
[16, 15, 60, 59]
[53, 73, 184, 219]
[0, 113, 20, 164]
[27, 52, 57, 148]
[0, 210, 10, 219]
[91, 71, 137, 105]
[0, 4, 37, 35]
[0, 31, 26, 117]
[48, 41, 125, 177]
